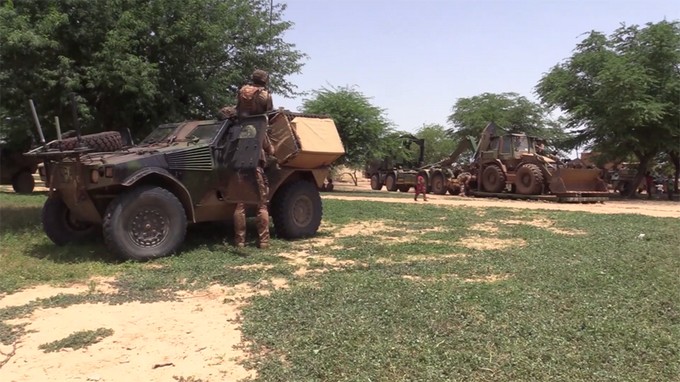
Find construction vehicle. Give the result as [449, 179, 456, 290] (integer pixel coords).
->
[464, 123, 609, 202]
[364, 134, 424, 192]
[365, 134, 474, 195]
[26, 96, 345, 261]
[416, 136, 477, 195]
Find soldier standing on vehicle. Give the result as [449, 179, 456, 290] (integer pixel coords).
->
[216, 105, 238, 122]
[236, 69, 273, 118]
[233, 70, 275, 249]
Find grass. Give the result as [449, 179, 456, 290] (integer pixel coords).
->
[38, 327, 114, 352]
[1, 191, 679, 381]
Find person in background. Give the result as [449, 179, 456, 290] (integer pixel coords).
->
[414, 174, 427, 201]
[644, 171, 654, 199]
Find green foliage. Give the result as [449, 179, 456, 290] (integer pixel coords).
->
[0, 0, 305, 143]
[415, 123, 457, 164]
[301, 85, 394, 168]
[536, 20, 680, 176]
[39, 327, 114, 352]
[447, 92, 561, 137]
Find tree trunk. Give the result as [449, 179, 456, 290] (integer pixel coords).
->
[625, 153, 654, 199]
[670, 151, 679, 200]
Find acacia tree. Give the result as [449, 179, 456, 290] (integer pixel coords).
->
[301, 85, 393, 184]
[415, 123, 457, 165]
[0, 0, 305, 143]
[536, 21, 680, 197]
[446, 92, 568, 151]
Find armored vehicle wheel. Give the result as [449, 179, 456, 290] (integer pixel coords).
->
[12, 170, 35, 193]
[398, 185, 410, 192]
[482, 165, 506, 193]
[431, 174, 447, 195]
[59, 131, 123, 152]
[515, 164, 544, 195]
[385, 174, 398, 191]
[42, 197, 95, 245]
[370, 174, 383, 190]
[272, 180, 322, 239]
[103, 186, 187, 261]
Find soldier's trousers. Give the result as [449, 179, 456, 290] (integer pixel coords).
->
[233, 168, 270, 245]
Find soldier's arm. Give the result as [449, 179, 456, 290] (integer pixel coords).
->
[266, 92, 273, 112]
[263, 133, 274, 156]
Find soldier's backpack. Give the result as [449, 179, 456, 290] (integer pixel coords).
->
[237, 85, 266, 117]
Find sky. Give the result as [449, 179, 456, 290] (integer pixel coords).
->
[274, 0, 679, 134]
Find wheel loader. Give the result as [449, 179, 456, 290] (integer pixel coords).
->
[466, 123, 609, 202]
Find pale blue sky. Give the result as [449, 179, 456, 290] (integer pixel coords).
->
[275, 0, 679, 133]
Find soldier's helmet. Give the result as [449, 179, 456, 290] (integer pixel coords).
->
[217, 105, 237, 121]
[252, 69, 269, 85]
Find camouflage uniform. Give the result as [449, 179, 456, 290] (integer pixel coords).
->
[217, 105, 237, 121]
[233, 70, 275, 248]
[236, 69, 273, 119]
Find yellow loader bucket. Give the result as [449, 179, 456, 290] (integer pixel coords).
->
[549, 168, 609, 196]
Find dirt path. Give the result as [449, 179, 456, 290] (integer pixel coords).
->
[326, 183, 680, 218]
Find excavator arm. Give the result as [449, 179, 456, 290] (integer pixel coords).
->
[398, 134, 425, 167]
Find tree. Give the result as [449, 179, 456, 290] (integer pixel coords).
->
[415, 123, 456, 165]
[301, 85, 393, 184]
[0, 0, 305, 144]
[446, 92, 567, 150]
[536, 21, 680, 197]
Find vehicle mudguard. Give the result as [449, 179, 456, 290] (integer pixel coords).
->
[122, 167, 196, 222]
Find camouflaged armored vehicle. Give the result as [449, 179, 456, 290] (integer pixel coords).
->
[28, 110, 345, 260]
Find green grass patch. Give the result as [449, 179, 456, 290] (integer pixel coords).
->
[1, 193, 679, 380]
[38, 327, 114, 352]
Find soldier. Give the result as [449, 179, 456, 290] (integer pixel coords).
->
[216, 105, 237, 122]
[236, 69, 273, 118]
[233, 70, 275, 249]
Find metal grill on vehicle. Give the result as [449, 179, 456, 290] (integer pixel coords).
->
[165, 146, 214, 171]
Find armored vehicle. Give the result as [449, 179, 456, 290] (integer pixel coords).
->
[28, 110, 345, 260]
[1, 141, 40, 193]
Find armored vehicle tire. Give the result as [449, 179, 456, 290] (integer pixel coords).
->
[515, 164, 544, 195]
[370, 174, 383, 190]
[431, 174, 447, 195]
[59, 131, 123, 152]
[385, 174, 398, 192]
[103, 186, 187, 261]
[398, 185, 410, 192]
[272, 180, 322, 239]
[12, 170, 35, 193]
[482, 165, 506, 193]
[42, 197, 95, 245]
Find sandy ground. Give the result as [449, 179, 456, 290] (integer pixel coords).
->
[328, 181, 680, 218]
[1, 178, 678, 381]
